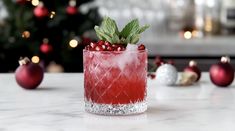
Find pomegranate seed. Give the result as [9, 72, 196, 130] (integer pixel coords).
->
[138, 44, 145, 50]
[106, 46, 114, 51]
[85, 45, 91, 50]
[97, 40, 105, 46]
[90, 42, 97, 48]
[104, 41, 111, 46]
[116, 47, 122, 51]
[112, 44, 118, 49]
[116, 46, 125, 51]
[95, 45, 104, 51]
[111, 44, 125, 51]
[101, 45, 106, 50]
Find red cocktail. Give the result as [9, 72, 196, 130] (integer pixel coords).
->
[83, 16, 149, 115]
[83, 49, 147, 115]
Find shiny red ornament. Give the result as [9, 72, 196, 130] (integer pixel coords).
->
[209, 56, 234, 87]
[40, 43, 52, 54]
[66, 6, 77, 15]
[66, 0, 77, 15]
[40, 39, 53, 54]
[184, 60, 201, 81]
[15, 57, 44, 89]
[34, 3, 49, 18]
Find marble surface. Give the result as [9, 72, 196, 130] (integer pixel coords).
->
[1, 73, 235, 131]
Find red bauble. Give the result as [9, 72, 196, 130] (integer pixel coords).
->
[15, 57, 44, 89]
[34, 3, 49, 18]
[40, 43, 52, 54]
[184, 60, 201, 81]
[66, 0, 77, 15]
[209, 56, 234, 87]
[40, 38, 53, 54]
[66, 6, 77, 15]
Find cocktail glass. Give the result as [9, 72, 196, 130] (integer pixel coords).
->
[83, 49, 147, 115]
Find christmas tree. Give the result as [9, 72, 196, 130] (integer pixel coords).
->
[0, 0, 101, 72]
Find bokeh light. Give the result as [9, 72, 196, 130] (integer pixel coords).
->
[184, 31, 192, 40]
[31, 56, 40, 63]
[49, 11, 56, 19]
[69, 39, 78, 48]
[31, 0, 39, 6]
[22, 31, 30, 39]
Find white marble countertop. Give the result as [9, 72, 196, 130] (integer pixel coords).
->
[1, 73, 235, 131]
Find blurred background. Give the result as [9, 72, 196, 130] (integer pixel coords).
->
[0, 0, 235, 72]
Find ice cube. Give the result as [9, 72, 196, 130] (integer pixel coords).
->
[114, 44, 139, 71]
[126, 44, 138, 51]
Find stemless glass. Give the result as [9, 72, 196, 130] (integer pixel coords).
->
[83, 49, 147, 115]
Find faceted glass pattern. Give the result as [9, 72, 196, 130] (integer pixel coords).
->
[83, 50, 147, 115]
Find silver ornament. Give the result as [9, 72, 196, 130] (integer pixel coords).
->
[156, 64, 178, 86]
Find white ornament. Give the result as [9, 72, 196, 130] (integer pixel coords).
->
[156, 64, 178, 86]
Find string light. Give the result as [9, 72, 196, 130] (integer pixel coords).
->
[31, 0, 39, 6]
[49, 11, 56, 19]
[184, 31, 192, 40]
[31, 56, 40, 63]
[69, 39, 78, 48]
[22, 31, 30, 39]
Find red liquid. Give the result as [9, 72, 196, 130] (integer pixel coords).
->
[83, 50, 147, 104]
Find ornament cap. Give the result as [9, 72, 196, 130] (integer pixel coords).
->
[221, 56, 230, 63]
[38, 1, 44, 7]
[69, 0, 76, 7]
[43, 38, 49, 43]
[189, 60, 197, 67]
[179, 71, 198, 86]
[19, 57, 30, 65]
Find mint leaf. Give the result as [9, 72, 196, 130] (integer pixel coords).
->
[101, 17, 119, 36]
[94, 17, 149, 44]
[120, 19, 149, 44]
[94, 26, 105, 40]
[112, 34, 120, 44]
[120, 19, 139, 38]
[130, 34, 140, 44]
[123, 36, 131, 44]
[95, 17, 120, 43]
[95, 26, 114, 42]
[138, 25, 150, 34]
[123, 28, 140, 44]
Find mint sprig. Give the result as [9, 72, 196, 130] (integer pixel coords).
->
[94, 17, 149, 44]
